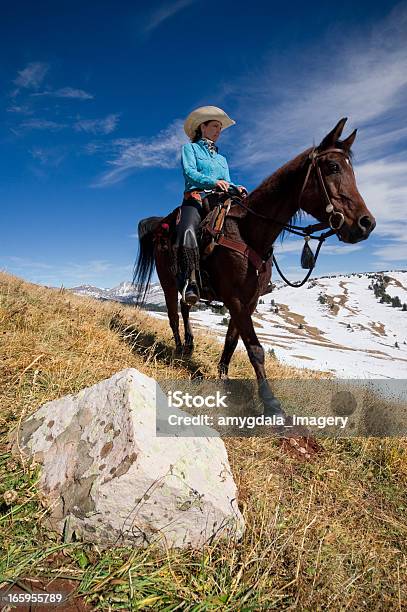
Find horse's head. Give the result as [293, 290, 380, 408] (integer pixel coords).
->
[300, 118, 375, 243]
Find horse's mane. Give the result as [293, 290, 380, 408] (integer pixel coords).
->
[279, 210, 305, 243]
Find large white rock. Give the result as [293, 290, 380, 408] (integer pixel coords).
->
[11, 368, 244, 549]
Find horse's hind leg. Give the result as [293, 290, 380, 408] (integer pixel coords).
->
[218, 318, 239, 379]
[164, 286, 183, 353]
[180, 299, 194, 354]
[156, 253, 182, 353]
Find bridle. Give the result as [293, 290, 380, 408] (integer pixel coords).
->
[229, 146, 350, 287]
[299, 147, 347, 232]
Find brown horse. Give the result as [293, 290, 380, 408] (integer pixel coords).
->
[133, 118, 375, 430]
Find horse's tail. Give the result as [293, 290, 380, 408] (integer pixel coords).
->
[132, 216, 163, 305]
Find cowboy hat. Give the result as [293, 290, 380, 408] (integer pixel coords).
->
[183, 106, 236, 140]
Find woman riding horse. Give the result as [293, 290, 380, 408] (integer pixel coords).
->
[177, 106, 246, 305]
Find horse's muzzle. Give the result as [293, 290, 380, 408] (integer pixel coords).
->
[358, 215, 376, 235]
[339, 215, 376, 243]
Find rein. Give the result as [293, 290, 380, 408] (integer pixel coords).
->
[230, 147, 348, 287]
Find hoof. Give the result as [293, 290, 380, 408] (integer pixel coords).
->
[218, 365, 229, 380]
[174, 345, 183, 357]
[258, 380, 285, 417]
[182, 344, 194, 356]
[263, 400, 286, 419]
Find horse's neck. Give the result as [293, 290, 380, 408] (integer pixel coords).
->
[244, 150, 308, 257]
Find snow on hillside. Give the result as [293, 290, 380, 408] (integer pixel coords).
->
[149, 271, 407, 379]
[254, 272, 407, 379]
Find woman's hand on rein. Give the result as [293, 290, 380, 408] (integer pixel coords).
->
[215, 180, 230, 192]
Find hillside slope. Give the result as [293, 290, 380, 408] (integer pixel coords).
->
[1, 272, 406, 610]
[71, 271, 407, 378]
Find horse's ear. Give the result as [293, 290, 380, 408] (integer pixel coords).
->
[318, 118, 348, 150]
[341, 128, 357, 152]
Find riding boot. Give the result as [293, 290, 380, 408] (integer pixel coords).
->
[174, 200, 202, 303]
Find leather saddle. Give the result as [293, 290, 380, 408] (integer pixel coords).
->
[153, 197, 269, 304]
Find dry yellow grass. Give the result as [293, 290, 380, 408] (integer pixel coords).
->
[1, 271, 406, 611]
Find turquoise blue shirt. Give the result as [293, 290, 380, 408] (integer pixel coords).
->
[181, 138, 236, 192]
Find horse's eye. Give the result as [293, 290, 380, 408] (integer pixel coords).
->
[327, 161, 340, 174]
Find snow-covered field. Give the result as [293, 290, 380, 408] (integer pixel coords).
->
[149, 271, 407, 380]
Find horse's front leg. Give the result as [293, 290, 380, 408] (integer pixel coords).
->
[180, 299, 194, 354]
[218, 298, 261, 379]
[218, 318, 239, 379]
[226, 298, 285, 417]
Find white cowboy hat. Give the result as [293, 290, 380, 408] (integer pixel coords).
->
[183, 106, 236, 140]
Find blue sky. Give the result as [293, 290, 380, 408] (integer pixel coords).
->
[1, 0, 406, 288]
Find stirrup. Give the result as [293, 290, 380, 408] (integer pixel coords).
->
[182, 281, 200, 306]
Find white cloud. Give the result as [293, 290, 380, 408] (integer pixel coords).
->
[354, 126, 407, 163]
[6, 104, 33, 115]
[83, 141, 108, 155]
[321, 244, 364, 256]
[232, 4, 407, 170]
[0, 256, 132, 287]
[275, 240, 363, 256]
[5, 256, 54, 270]
[30, 147, 67, 167]
[373, 242, 407, 262]
[19, 119, 67, 131]
[222, 4, 407, 271]
[13, 62, 49, 92]
[143, 0, 198, 35]
[356, 158, 407, 242]
[93, 119, 186, 187]
[74, 114, 119, 135]
[32, 87, 93, 100]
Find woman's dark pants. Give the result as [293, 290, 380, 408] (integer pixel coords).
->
[174, 199, 204, 295]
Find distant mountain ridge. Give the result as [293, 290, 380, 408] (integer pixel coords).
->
[70, 271, 406, 309]
[70, 281, 166, 307]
